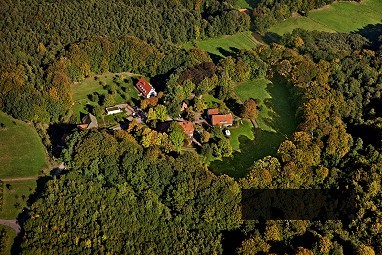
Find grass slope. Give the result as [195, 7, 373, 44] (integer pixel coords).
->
[0, 112, 46, 178]
[0, 180, 37, 219]
[210, 78, 297, 178]
[269, 0, 382, 35]
[235, 78, 275, 132]
[184, 31, 259, 57]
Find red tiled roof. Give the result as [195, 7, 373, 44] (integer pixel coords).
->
[135, 77, 153, 97]
[207, 108, 219, 116]
[179, 121, 194, 136]
[211, 114, 233, 126]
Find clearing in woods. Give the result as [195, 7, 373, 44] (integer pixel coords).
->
[269, 0, 382, 36]
[0, 112, 46, 179]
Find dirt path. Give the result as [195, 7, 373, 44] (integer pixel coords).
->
[0, 219, 20, 234]
[0, 163, 65, 182]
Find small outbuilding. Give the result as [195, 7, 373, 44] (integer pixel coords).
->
[77, 113, 98, 129]
[106, 106, 122, 115]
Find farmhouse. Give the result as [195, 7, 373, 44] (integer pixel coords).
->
[178, 121, 194, 138]
[77, 113, 98, 129]
[211, 114, 233, 127]
[106, 106, 122, 115]
[135, 77, 157, 98]
[207, 108, 233, 127]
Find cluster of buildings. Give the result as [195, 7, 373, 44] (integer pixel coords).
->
[78, 77, 234, 140]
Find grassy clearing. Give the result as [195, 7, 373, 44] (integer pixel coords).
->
[0, 180, 37, 219]
[0, 225, 16, 255]
[228, 120, 255, 151]
[0, 112, 46, 179]
[210, 78, 297, 178]
[235, 78, 275, 132]
[269, 0, 382, 35]
[184, 31, 259, 57]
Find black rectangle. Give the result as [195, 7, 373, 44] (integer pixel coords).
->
[241, 189, 357, 221]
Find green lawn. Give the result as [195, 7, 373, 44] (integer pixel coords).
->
[184, 31, 259, 57]
[0, 180, 37, 219]
[235, 78, 275, 132]
[0, 112, 46, 178]
[210, 78, 297, 178]
[202, 94, 222, 108]
[269, 0, 382, 35]
[228, 120, 255, 151]
[0, 225, 16, 255]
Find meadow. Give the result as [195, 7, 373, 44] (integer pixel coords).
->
[183, 31, 259, 57]
[210, 78, 297, 178]
[269, 0, 382, 36]
[0, 112, 46, 179]
[0, 180, 37, 219]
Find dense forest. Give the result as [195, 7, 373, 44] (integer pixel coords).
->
[1, 0, 382, 254]
[0, 0, 250, 123]
[19, 29, 382, 253]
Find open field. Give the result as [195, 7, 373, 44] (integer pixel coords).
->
[0, 112, 46, 179]
[184, 31, 259, 57]
[210, 78, 297, 178]
[0, 180, 37, 219]
[269, 0, 382, 35]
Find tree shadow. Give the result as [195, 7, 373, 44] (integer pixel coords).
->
[352, 22, 382, 49]
[263, 32, 282, 44]
[47, 123, 77, 158]
[264, 79, 297, 137]
[217, 47, 233, 57]
[208, 52, 224, 64]
[229, 47, 240, 54]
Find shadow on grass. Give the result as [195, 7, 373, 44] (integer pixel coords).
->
[217, 47, 233, 57]
[263, 32, 283, 44]
[209, 78, 297, 178]
[352, 22, 382, 50]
